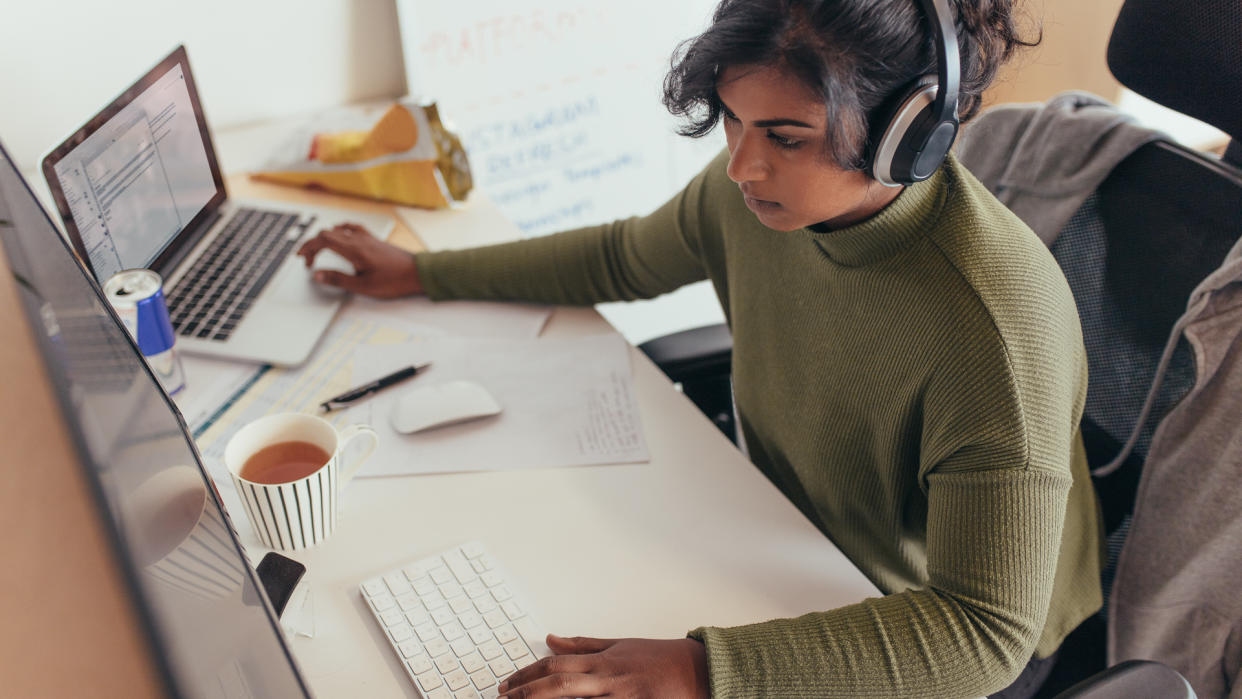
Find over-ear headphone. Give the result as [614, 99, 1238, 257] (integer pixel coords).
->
[867, 0, 960, 187]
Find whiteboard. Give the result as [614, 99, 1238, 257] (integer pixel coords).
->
[397, 0, 725, 238]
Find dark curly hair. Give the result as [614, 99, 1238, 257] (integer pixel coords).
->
[663, 0, 1039, 169]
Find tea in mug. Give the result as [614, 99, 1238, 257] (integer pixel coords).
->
[240, 441, 331, 484]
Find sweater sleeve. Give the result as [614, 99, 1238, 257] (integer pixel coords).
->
[414, 156, 719, 305]
[689, 465, 1071, 698]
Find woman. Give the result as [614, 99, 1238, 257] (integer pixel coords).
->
[300, 1, 1103, 696]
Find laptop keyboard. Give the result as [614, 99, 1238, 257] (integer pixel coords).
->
[360, 542, 551, 699]
[167, 207, 312, 342]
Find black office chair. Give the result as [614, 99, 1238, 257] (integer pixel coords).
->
[640, 0, 1242, 695]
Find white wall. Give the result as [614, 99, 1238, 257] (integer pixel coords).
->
[0, 0, 407, 175]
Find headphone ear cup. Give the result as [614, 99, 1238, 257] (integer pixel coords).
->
[867, 77, 956, 186]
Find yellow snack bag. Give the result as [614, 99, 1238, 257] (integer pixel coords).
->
[253, 101, 472, 209]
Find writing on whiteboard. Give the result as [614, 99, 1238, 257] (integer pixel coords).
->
[398, 0, 722, 237]
[416, 7, 612, 70]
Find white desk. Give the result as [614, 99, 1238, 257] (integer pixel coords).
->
[193, 164, 878, 698]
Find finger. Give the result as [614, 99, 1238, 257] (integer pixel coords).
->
[499, 672, 607, 699]
[296, 236, 328, 266]
[546, 634, 616, 655]
[338, 221, 377, 239]
[312, 269, 366, 292]
[498, 654, 594, 695]
[315, 227, 371, 268]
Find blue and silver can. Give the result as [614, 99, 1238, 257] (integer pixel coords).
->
[104, 268, 186, 396]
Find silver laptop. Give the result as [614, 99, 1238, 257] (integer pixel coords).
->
[41, 45, 393, 367]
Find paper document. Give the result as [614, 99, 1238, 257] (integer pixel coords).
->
[345, 332, 649, 476]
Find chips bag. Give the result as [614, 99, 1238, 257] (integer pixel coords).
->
[253, 101, 472, 209]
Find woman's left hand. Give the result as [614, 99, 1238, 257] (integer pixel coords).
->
[498, 634, 710, 699]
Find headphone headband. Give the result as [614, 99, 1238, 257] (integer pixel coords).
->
[919, 0, 960, 128]
[868, 0, 962, 186]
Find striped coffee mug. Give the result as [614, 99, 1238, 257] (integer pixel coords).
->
[225, 412, 377, 551]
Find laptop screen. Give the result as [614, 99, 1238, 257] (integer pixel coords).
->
[0, 139, 309, 697]
[42, 46, 226, 282]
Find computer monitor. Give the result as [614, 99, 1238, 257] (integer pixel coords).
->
[0, 140, 311, 698]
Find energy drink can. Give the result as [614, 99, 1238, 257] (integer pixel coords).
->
[104, 268, 186, 396]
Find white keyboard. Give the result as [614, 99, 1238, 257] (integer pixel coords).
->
[360, 542, 551, 699]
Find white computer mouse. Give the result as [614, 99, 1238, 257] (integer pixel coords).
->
[389, 379, 503, 434]
[308, 249, 356, 295]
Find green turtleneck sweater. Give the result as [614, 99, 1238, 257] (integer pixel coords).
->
[414, 151, 1103, 697]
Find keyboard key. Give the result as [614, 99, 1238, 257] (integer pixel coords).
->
[454, 688, 480, 699]
[407, 654, 433, 675]
[459, 612, 484, 630]
[397, 594, 421, 612]
[479, 642, 504, 661]
[488, 658, 515, 677]
[424, 639, 451, 659]
[445, 670, 471, 691]
[406, 609, 431, 627]
[504, 638, 532, 660]
[416, 671, 443, 693]
[464, 581, 487, 598]
[474, 597, 498, 614]
[432, 608, 455, 626]
[441, 623, 465, 642]
[435, 654, 460, 674]
[468, 627, 492, 644]
[451, 637, 475, 657]
[483, 611, 508, 629]
[460, 652, 486, 674]
[430, 567, 453, 585]
[491, 585, 513, 602]
[397, 640, 421, 658]
[412, 578, 437, 596]
[427, 690, 452, 699]
[362, 579, 386, 596]
[371, 595, 396, 612]
[414, 623, 439, 642]
[380, 609, 403, 626]
[480, 572, 503, 588]
[449, 596, 474, 614]
[469, 669, 495, 690]
[461, 542, 485, 559]
[403, 564, 426, 581]
[390, 624, 415, 643]
[439, 582, 463, 599]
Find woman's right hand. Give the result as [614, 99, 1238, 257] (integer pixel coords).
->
[296, 223, 425, 299]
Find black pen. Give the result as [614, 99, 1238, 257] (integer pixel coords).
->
[319, 363, 431, 412]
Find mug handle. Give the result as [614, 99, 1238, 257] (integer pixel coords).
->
[336, 424, 379, 488]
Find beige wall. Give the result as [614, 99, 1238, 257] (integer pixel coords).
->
[983, 0, 1127, 108]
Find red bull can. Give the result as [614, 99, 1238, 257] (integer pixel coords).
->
[104, 268, 186, 396]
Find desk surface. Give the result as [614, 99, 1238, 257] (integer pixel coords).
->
[208, 174, 877, 698]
